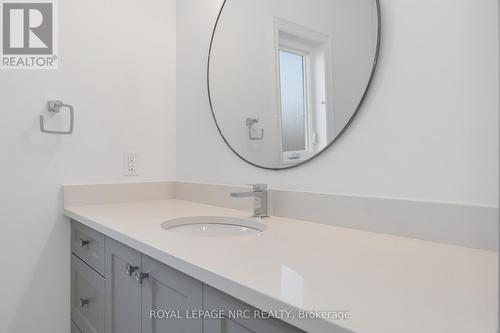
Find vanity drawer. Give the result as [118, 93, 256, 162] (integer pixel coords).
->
[71, 221, 105, 276]
[71, 254, 105, 333]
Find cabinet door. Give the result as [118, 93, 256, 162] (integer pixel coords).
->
[105, 238, 142, 333]
[203, 286, 304, 333]
[141, 255, 203, 333]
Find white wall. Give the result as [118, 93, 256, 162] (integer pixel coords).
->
[0, 0, 176, 332]
[177, 0, 499, 207]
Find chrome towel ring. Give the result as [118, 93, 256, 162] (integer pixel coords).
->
[40, 100, 74, 135]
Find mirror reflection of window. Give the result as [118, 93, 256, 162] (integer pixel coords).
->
[279, 50, 308, 154]
[276, 19, 330, 163]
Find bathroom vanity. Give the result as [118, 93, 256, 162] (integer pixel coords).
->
[70, 221, 302, 333]
[64, 189, 498, 333]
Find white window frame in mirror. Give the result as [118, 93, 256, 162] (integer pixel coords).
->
[274, 18, 333, 164]
[278, 48, 313, 163]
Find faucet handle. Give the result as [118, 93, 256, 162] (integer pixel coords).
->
[246, 184, 267, 192]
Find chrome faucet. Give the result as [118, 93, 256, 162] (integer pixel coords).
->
[231, 184, 269, 218]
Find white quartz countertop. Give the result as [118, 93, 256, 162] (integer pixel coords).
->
[64, 199, 498, 333]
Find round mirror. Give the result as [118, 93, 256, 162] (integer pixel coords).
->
[208, 0, 381, 170]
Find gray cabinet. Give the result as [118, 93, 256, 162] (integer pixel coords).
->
[203, 286, 304, 333]
[104, 238, 203, 333]
[71, 254, 106, 333]
[105, 237, 142, 333]
[141, 255, 203, 333]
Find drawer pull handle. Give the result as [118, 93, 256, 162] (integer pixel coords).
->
[79, 239, 90, 247]
[136, 271, 149, 284]
[126, 264, 139, 276]
[80, 298, 90, 308]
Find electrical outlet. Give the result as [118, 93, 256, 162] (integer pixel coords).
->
[123, 152, 138, 176]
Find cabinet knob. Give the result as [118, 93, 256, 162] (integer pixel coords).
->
[80, 298, 89, 308]
[125, 264, 139, 276]
[79, 239, 90, 247]
[136, 271, 149, 284]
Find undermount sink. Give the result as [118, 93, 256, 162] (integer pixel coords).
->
[161, 216, 266, 237]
